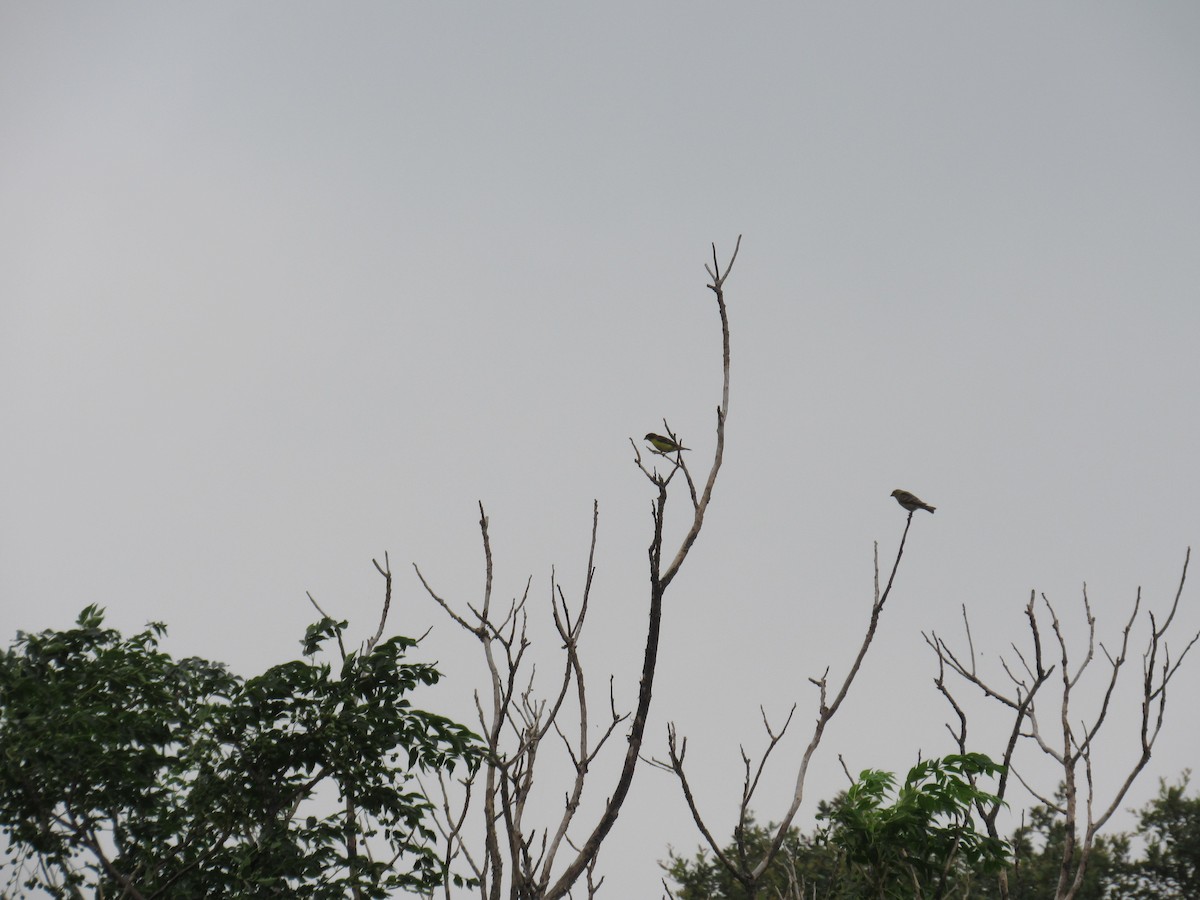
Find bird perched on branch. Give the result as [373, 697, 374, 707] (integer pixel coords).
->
[645, 433, 690, 454]
[891, 489, 936, 514]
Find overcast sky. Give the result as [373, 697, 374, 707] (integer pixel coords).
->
[3, 3, 1200, 895]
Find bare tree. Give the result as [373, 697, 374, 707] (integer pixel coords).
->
[924, 548, 1199, 900]
[412, 239, 740, 899]
[653, 508, 928, 898]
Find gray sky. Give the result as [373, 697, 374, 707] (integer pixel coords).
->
[3, 3, 1199, 895]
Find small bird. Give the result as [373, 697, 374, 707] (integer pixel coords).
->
[891, 489, 936, 514]
[645, 433, 690, 454]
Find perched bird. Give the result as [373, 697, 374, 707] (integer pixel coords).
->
[645, 433, 690, 454]
[891, 489, 936, 514]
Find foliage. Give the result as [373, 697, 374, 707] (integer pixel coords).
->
[818, 753, 1009, 899]
[669, 770, 1200, 900]
[971, 797, 1127, 900]
[1128, 772, 1200, 899]
[970, 775, 1200, 899]
[665, 754, 1009, 900]
[0, 605, 480, 899]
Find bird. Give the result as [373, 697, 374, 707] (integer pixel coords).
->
[645, 433, 690, 454]
[891, 489, 936, 514]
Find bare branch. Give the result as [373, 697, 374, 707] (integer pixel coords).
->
[661, 724, 741, 880]
[365, 552, 392, 655]
[305, 591, 348, 660]
[417, 242, 739, 900]
[542, 239, 740, 900]
[927, 550, 1196, 900]
[749, 517, 915, 880]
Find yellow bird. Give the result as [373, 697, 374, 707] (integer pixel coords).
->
[645, 433, 690, 454]
[891, 489, 936, 514]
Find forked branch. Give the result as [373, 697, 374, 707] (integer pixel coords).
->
[925, 548, 1196, 900]
[660, 509, 924, 894]
[416, 239, 741, 899]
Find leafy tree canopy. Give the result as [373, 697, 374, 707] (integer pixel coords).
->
[666, 753, 1009, 900]
[0, 605, 480, 899]
[667, 764, 1200, 900]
